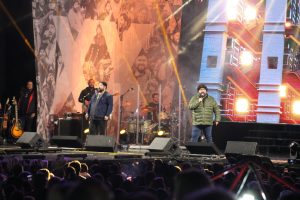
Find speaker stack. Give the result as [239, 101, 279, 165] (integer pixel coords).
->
[50, 114, 88, 148]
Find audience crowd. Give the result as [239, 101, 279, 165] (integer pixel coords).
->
[0, 156, 299, 200]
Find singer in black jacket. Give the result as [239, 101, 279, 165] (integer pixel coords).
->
[78, 79, 96, 113]
[87, 82, 113, 135]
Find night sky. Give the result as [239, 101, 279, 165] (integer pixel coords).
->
[0, 0, 35, 104]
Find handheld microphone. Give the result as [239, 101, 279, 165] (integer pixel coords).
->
[199, 92, 206, 98]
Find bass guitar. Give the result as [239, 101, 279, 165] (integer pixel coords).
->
[10, 97, 24, 138]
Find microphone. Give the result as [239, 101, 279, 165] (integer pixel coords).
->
[199, 92, 206, 98]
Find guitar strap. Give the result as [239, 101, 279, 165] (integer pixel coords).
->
[26, 91, 34, 113]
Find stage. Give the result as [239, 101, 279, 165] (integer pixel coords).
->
[0, 143, 290, 167]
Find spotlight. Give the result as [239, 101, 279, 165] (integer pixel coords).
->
[279, 85, 287, 98]
[285, 21, 292, 28]
[83, 129, 89, 134]
[292, 100, 300, 115]
[227, 0, 240, 21]
[240, 50, 253, 66]
[157, 130, 165, 136]
[235, 98, 249, 113]
[289, 141, 300, 159]
[244, 6, 257, 22]
[120, 129, 127, 135]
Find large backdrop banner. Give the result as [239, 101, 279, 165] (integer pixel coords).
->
[32, 0, 183, 140]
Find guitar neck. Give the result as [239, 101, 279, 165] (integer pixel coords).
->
[15, 103, 18, 121]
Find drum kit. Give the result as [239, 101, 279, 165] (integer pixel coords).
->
[123, 105, 178, 143]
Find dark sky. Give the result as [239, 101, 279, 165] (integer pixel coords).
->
[0, 0, 35, 104]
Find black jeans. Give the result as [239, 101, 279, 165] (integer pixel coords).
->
[20, 114, 36, 132]
[89, 118, 107, 135]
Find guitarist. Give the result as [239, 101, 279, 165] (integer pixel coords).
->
[18, 81, 37, 132]
[78, 79, 96, 113]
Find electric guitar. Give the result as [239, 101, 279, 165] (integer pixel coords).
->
[10, 97, 24, 138]
[2, 98, 9, 130]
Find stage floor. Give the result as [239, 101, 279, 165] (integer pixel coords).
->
[0, 144, 289, 166]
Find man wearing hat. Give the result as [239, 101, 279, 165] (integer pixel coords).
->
[188, 84, 220, 143]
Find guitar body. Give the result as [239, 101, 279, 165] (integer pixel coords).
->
[11, 119, 24, 138]
[2, 114, 8, 130]
[82, 100, 90, 113]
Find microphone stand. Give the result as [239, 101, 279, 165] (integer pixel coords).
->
[118, 88, 133, 145]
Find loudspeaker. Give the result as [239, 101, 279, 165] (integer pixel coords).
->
[16, 132, 45, 148]
[185, 142, 221, 155]
[58, 118, 87, 138]
[225, 141, 257, 155]
[85, 135, 116, 152]
[51, 136, 83, 148]
[148, 137, 181, 155]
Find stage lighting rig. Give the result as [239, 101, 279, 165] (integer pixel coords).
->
[235, 98, 250, 113]
[292, 100, 300, 115]
[279, 85, 287, 98]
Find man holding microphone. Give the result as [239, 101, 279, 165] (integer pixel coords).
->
[188, 84, 220, 143]
[86, 82, 113, 135]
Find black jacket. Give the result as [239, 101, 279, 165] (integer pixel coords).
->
[87, 91, 113, 118]
[78, 87, 96, 103]
[18, 89, 37, 115]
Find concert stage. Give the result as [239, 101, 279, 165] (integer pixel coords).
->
[0, 142, 290, 167]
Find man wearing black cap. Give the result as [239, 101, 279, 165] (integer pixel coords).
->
[188, 84, 220, 143]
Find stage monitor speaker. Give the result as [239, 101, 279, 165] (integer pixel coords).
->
[225, 141, 257, 155]
[16, 132, 45, 149]
[148, 137, 181, 155]
[185, 142, 221, 155]
[85, 135, 116, 152]
[51, 136, 82, 148]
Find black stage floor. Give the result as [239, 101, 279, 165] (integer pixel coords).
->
[0, 144, 290, 167]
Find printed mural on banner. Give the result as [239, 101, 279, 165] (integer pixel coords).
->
[32, 0, 183, 140]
